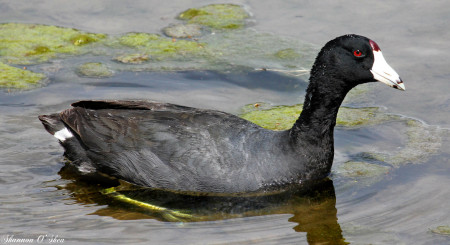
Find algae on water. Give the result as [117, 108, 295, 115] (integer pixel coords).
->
[0, 6, 316, 76]
[431, 225, 450, 236]
[115, 32, 208, 60]
[0, 62, 46, 90]
[178, 4, 250, 29]
[336, 161, 391, 178]
[362, 119, 443, 167]
[0, 23, 105, 65]
[240, 102, 443, 171]
[274, 48, 302, 60]
[77, 62, 114, 78]
[240, 103, 301, 131]
[114, 54, 149, 64]
[163, 24, 203, 38]
[239, 103, 397, 130]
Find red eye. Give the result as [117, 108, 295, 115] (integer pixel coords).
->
[353, 50, 363, 57]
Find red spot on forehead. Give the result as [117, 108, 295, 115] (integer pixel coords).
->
[369, 40, 381, 51]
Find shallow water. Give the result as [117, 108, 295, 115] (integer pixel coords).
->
[1, 1, 449, 245]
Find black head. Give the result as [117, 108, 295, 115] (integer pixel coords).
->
[311, 34, 405, 90]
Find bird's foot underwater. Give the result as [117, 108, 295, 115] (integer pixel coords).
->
[100, 187, 194, 222]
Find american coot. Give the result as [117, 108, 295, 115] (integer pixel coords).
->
[39, 34, 405, 193]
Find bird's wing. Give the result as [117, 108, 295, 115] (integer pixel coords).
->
[59, 100, 263, 191]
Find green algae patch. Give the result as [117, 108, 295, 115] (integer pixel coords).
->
[201, 29, 318, 72]
[363, 119, 443, 167]
[106, 29, 317, 72]
[240, 102, 444, 172]
[0, 62, 46, 90]
[71, 33, 106, 46]
[163, 24, 203, 38]
[431, 225, 450, 236]
[77, 62, 114, 78]
[178, 4, 250, 29]
[118, 33, 161, 47]
[0, 23, 106, 64]
[336, 161, 391, 178]
[240, 103, 300, 130]
[336, 107, 400, 127]
[274, 48, 302, 60]
[114, 54, 149, 64]
[115, 32, 208, 60]
[240, 104, 396, 130]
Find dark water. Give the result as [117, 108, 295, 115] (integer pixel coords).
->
[1, 1, 449, 244]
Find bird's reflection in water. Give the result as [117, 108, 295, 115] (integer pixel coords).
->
[58, 165, 347, 245]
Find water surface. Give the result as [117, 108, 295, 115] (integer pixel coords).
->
[1, 1, 449, 244]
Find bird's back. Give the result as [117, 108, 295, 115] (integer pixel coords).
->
[43, 100, 294, 193]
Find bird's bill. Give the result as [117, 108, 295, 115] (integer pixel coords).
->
[370, 48, 405, 91]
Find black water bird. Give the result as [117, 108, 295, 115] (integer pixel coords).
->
[39, 34, 405, 194]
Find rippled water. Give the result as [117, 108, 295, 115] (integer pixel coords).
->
[1, 1, 449, 245]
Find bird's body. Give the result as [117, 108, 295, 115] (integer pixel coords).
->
[39, 34, 405, 193]
[40, 100, 329, 193]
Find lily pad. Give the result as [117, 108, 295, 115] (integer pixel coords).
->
[0, 62, 46, 90]
[0, 23, 106, 64]
[77, 62, 114, 78]
[178, 4, 250, 29]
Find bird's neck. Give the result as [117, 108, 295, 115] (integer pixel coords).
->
[290, 73, 352, 149]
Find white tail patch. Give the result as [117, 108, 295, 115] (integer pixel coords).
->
[54, 128, 73, 142]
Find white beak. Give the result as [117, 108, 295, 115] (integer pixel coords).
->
[370, 50, 405, 91]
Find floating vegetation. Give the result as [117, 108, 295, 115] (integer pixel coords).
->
[117, 33, 161, 47]
[201, 29, 317, 71]
[71, 34, 105, 46]
[240, 102, 444, 177]
[239, 103, 398, 130]
[274, 48, 302, 60]
[115, 32, 208, 60]
[240, 103, 301, 130]
[336, 107, 400, 127]
[0, 62, 46, 90]
[163, 24, 203, 38]
[362, 119, 443, 167]
[0, 23, 105, 64]
[114, 54, 149, 64]
[77, 62, 114, 78]
[336, 161, 391, 178]
[0, 5, 317, 81]
[430, 225, 450, 236]
[178, 4, 250, 29]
